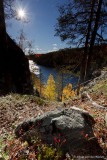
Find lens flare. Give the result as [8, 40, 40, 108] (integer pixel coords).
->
[17, 8, 26, 19]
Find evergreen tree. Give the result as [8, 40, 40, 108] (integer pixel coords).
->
[44, 74, 57, 101]
[55, 0, 107, 93]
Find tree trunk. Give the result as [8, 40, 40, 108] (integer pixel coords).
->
[77, 0, 95, 95]
[85, 0, 103, 80]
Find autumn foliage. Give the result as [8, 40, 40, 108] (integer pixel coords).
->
[62, 83, 76, 101]
[44, 74, 57, 101]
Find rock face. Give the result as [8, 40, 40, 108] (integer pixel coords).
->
[0, 34, 33, 94]
[83, 71, 107, 92]
[15, 107, 95, 152]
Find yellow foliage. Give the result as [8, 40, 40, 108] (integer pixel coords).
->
[62, 83, 76, 101]
[44, 74, 57, 101]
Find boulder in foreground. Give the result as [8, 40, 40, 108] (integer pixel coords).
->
[15, 107, 100, 154]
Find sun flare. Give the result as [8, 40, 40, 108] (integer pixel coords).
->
[18, 9, 26, 19]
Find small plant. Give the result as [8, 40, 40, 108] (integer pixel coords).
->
[53, 133, 67, 157]
[2, 132, 67, 160]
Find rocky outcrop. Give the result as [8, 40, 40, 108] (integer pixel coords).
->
[0, 33, 33, 95]
[15, 107, 97, 153]
[82, 71, 107, 93]
[92, 69, 101, 78]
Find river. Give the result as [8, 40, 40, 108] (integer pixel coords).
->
[36, 65, 78, 88]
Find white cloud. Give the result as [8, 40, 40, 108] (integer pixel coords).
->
[36, 47, 42, 51]
[51, 43, 58, 51]
[25, 47, 35, 55]
[52, 43, 57, 46]
[53, 46, 58, 51]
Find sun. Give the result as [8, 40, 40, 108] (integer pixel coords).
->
[17, 8, 26, 19]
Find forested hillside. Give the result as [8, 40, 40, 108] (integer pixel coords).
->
[33, 44, 107, 73]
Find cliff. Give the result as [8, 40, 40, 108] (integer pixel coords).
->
[0, 33, 33, 95]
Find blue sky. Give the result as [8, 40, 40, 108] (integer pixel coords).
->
[6, 0, 69, 54]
